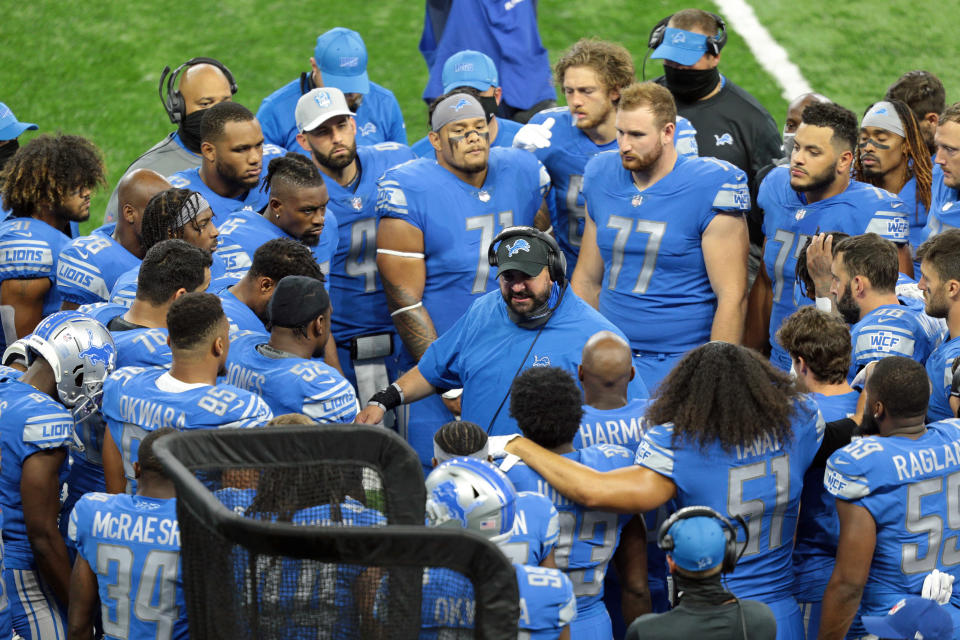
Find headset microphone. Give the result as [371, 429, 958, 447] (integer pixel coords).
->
[158, 57, 238, 125]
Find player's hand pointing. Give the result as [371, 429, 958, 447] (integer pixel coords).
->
[513, 117, 555, 151]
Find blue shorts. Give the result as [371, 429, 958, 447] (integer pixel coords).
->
[570, 606, 613, 640]
[764, 595, 803, 640]
[5, 568, 66, 640]
[798, 600, 822, 640]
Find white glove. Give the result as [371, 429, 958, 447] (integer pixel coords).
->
[512, 117, 555, 151]
[922, 569, 955, 605]
[487, 434, 522, 459]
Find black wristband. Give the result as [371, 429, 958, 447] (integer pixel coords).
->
[368, 383, 403, 411]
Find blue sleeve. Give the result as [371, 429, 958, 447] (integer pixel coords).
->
[56, 237, 113, 304]
[256, 92, 291, 150]
[633, 423, 677, 479]
[675, 116, 699, 158]
[417, 310, 469, 389]
[22, 403, 74, 453]
[0, 229, 56, 279]
[376, 171, 424, 230]
[218, 390, 273, 428]
[705, 160, 750, 222]
[824, 438, 882, 503]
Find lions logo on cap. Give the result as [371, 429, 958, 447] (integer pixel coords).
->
[507, 239, 531, 257]
[339, 56, 360, 68]
[452, 98, 470, 112]
[672, 31, 687, 44]
[314, 91, 332, 108]
[455, 63, 474, 72]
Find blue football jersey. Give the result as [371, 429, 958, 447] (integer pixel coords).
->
[410, 117, 523, 160]
[499, 492, 560, 567]
[849, 303, 944, 379]
[223, 331, 359, 423]
[327, 143, 414, 342]
[584, 152, 750, 353]
[376, 148, 549, 338]
[0, 379, 73, 569]
[896, 175, 930, 254]
[825, 421, 960, 635]
[921, 165, 960, 242]
[506, 444, 634, 624]
[215, 207, 338, 282]
[68, 493, 186, 640]
[218, 289, 266, 335]
[101, 366, 272, 494]
[792, 390, 859, 604]
[258, 79, 406, 152]
[56, 225, 140, 305]
[108, 252, 232, 308]
[167, 141, 284, 225]
[674, 115, 700, 159]
[515, 565, 578, 640]
[926, 335, 960, 422]
[635, 395, 824, 604]
[0, 217, 72, 321]
[760, 167, 910, 369]
[112, 328, 172, 368]
[574, 399, 649, 451]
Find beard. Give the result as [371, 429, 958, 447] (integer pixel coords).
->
[836, 284, 861, 324]
[857, 411, 881, 436]
[620, 141, 664, 173]
[791, 160, 838, 193]
[216, 158, 260, 191]
[505, 284, 552, 317]
[574, 103, 614, 132]
[925, 286, 950, 318]
[444, 136, 489, 175]
[310, 140, 357, 172]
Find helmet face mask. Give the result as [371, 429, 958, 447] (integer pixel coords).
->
[23, 312, 117, 419]
[425, 457, 517, 543]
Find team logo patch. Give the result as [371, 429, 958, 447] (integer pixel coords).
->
[714, 133, 734, 146]
[451, 98, 470, 112]
[339, 56, 360, 68]
[532, 355, 551, 367]
[795, 208, 807, 221]
[455, 63, 474, 72]
[477, 190, 491, 202]
[672, 32, 686, 44]
[314, 91, 332, 108]
[632, 194, 644, 207]
[351, 196, 363, 211]
[873, 106, 888, 115]
[359, 122, 377, 137]
[79, 340, 114, 368]
[507, 239, 531, 257]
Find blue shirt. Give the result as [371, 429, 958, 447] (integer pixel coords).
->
[506, 445, 634, 622]
[849, 303, 944, 379]
[108, 252, 232, 308]
[499, 492, 560, 567]
[218, 288, 266, 334]
[325, 143, 414, 342]
[216, 207, 338, 281]
[102, 366, 273, 494]
[223, 331, 359, 422]
[376, 148, 549, 340]
[418, 287, 647, 436]
[825, 422, 960, 635]
[574, 398, 650, 451]
[635, 395, 825, 603]
[68, 493, 187, 640]
[410, 117, 523, 159]
[0, 378, 73, 569]
[514, 565, 578, 639]
[922, 165, 960, 241]
[56, 224, 140, 305]
[257, 78, 406, 151]
[926, 335, 960, 421]
[896, 175, 930, 253]
[760, 167, 910, 368]
[0, 216, 72, 322]
[585, 153, 750, 353]
[167, 141, 284, 225]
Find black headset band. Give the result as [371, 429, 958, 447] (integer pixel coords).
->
[159, 57, 238, 125]
[487, 226, 567, 288]
[648, 12, 727, 55]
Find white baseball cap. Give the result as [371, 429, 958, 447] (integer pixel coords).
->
[295, 87, 353, 133]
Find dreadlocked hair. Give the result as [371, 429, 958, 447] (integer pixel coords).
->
[140, 188, 199, 250]
[646, 343, 800, 452]
[434, 421, 488, 457]
[0, 134, 105, 217]
[260, 153, 324, 194]
[854, 99, 932, 223]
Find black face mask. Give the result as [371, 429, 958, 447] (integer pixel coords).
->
[177, 110, 205, 153]
[0, 139, 19, 170]
[478, 95, 499, 123]
[663, 66, 720, 103]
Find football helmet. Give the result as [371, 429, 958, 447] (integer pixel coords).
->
[425, 457, 517, 543]
[24, 311, 117, 421]
[2, 337, 29, 367]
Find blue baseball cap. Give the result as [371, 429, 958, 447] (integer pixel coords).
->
[667, 516, 726, 572]
[314, 27, 370, 95]
[651, 28, 709, 66]
[0, 103, 38, 141]
[442, 50, 499, 94]
[862, 597, 953, 640]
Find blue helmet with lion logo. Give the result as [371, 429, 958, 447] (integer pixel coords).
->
[425, 457, 517, 543]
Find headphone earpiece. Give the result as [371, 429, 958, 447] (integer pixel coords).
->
[159, 57, 238, 125]
[657, 505, 746, 574]
[487, 226, 567, 288]
[647, 12, 728, 58]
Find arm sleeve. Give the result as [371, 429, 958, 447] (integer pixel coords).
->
[633, 424, 677, 479]
[416, 309, 469, 389]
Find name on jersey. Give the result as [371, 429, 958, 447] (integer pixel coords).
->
[735, 433, 782, 460]
[892, 440, 960, 482]
[578, 418, 642, 448]
[225, 363, 264, 395]
[536, 480, 573, 508]
[92, 510, 180, 546]
[118, 396, 187, 429]
[57, 262, 95, 288]
[431, 595, 474, 627]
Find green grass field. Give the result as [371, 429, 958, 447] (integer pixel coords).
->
[2, 0, 956, 233]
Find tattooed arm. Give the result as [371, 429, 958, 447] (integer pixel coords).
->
[376, 217, 439, 361]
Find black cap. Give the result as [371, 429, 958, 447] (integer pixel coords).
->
[268, 275, 329, 328]
[496, 236, 552, 277]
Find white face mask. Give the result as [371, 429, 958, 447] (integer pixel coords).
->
[782, 129, 796, 161]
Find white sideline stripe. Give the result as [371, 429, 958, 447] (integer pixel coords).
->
[712, 0, 814, 100]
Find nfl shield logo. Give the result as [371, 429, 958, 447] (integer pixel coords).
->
[795, 208, 806, 220]
[632, 194, 643, 207]
[478, 190, 491, 202]
[351, 197, 362, 211]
